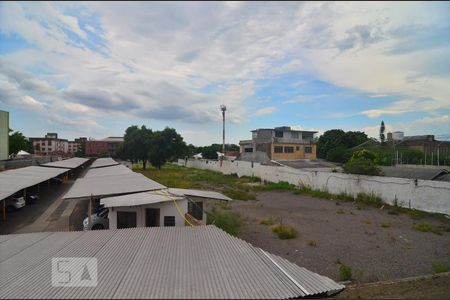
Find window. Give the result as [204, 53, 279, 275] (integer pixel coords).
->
[274, 146, 283, 153]
[117, 211, 137, 229]
[244, 148, 253, 153]
[188, 201, 203, 220]
[275, 131, 283, 138]
[296, 146, 300, 151]
[284, 146, 294, 153]
[305, 146, 312, 153]
[164, 216, 175, 227]
[291, 132, 299, 139]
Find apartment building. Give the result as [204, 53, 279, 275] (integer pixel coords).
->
[239, 126, 317, 161]
[85, 137, 124, 157]
[30, 133, 86, 156]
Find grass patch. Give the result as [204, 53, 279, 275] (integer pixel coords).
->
[271, 224, 298, 239]
[308, 240, 317, 247]
[259, 218, 275, 226]
[432, 262, 450, 273]
[412, 223, 443, 235]
[207, 206, 242, 236]
[336, 209, 345, 214]
[223, 189, 256, 201]
[363, 219, 371, 224]
[380, 222, 391, 228]
[336, 261, 352, 281]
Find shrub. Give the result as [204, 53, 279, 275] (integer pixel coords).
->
[259, 218, 275, 226]
[412, 223, 443, 235]
[208, 208, 242, 236]
[338, 263, 352, 281]
[308, 240, 317, 247]
[380, 222, 390, 228]
[343, 158, 381, 175]
[432, 262, 450, 273]
[271, 224, 298, 239]
[326, 147, 352, 163]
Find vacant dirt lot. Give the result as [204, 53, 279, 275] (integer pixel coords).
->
[232, 191, 450, 283]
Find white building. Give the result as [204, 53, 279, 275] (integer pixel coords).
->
[101, 188, 231, 229]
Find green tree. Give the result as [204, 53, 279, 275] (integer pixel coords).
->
[75, 141, 85, 157]
[343, 149, 381, 176]
[148, 127, 188, 169]
[122, 125, 153, 169]
[326, 146, 353, 163]
[9, 131, 32, 155]
[317, 129, 368, 159]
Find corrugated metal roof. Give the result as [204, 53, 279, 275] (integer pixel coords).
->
[380, 166, 448, 180]
[42, 157, 89, 169]
[100, 190, 184, 207]
[84, 164, 132, 178]
[63, 173, 166, 200]
[0, 166, 70, 200]
[0, 226, 344, 299]
[90, 158, 120, 169]
[169, 188, 232, 201]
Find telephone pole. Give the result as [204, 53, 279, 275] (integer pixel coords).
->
[220, 105, 226, 155]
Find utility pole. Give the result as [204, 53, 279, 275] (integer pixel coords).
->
[220, 105, 226, 166]
[220, 105, 226, 156]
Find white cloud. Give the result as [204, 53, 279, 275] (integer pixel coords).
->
[416, 115, 450, 125]
[251, 106, 277, 117]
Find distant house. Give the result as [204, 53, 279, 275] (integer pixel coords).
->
[29, 133, 85, 157]
[85, 137, 124, 157]
[101, 188, 231, 229]
[239, 126, 317, 162]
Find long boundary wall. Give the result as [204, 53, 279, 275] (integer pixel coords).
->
[178, 159, 450, 215]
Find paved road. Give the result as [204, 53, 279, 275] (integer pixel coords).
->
[0, 166, 89, 235]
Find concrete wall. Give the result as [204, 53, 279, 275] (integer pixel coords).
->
[0, 110, 8, 160]
[178, 159, 450, 215]
[108, 199, 196, 229]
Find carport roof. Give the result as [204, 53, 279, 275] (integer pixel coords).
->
[84, 164, 132, 178]
[0, 226, 344, 299]
[63, 173, 166, 200]
[169, 188, 232, 201]
[380, 166, 448, 180]
[41, 157, 89, 169]
[101, 190, 184, 207]
[0, 166, 70, 200]
[90, 158, 119, 168]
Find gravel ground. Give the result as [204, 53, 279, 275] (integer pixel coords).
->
[232, 191, 450, 283]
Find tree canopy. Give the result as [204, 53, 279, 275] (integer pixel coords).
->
[317, 129, 368, 159]
[9, 130, 32, 156]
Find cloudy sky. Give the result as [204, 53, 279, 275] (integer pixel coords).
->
[1, 1, 449, 145]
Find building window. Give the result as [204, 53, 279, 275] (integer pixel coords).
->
[291, 132, 299, 139]
[305, 146, 312, 153]
[296, 146, 300, 151]
[274, 146, 283, 153]
[275, 131, 283, 138]
[284, 146, 294, 153]
[164, 216, 175, 227]
[244, 148, 253, 153]
[188, 201, 203, 220]
[117, 211, 137, 229]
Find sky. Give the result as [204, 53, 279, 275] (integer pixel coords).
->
[1, 1, 449, 146]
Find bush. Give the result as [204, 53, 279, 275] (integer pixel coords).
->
[432, 262, 450, 273]
[208, 207, 242, 236]
[344, 158, 381, 176]
[308, 240, 317, 247]
[260, 218, 275, 226]
[271, 224, 298, 239]
[412, 223, 443, 235]
[338, 263, 352, 281]
[326, 147, 353, 163]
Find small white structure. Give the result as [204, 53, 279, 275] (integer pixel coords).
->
[193, 153, 203, 159]
[392, 131, 404, 141]
[102, 188, 231, 229]
[16, 150, 31, 158]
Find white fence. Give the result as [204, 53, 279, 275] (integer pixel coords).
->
[178, 159, 450, 215]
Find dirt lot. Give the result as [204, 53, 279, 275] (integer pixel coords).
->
[232, 191, 450, 283]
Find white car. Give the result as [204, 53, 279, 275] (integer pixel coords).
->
[83, 207, 109, 230]
[6, 196, 26, 211]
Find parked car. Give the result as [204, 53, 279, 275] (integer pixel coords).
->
[6, 196, 26, 211]
[25, 194, 39, 205]
[83, 207, 109, 230]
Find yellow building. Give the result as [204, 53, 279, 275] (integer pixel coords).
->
[239, 126, 317, 161]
